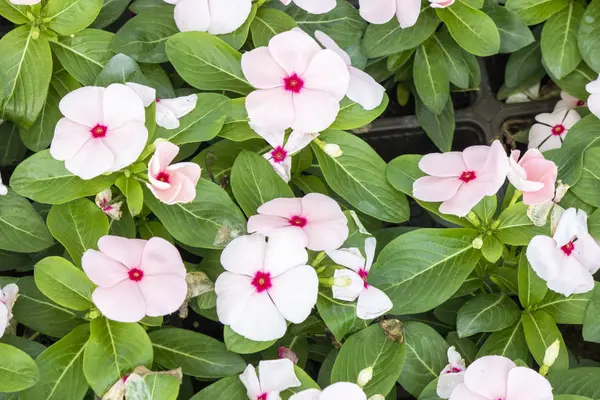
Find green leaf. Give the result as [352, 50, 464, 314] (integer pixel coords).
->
[0, 121, 27, 167]
[505, 0, 569, 25]
[503, 40, 545, 90]
[476, 320, 529, 361]
[549, 368, 600, 398]
[329, 94, 389, 131]
[0, 190, 54, 253]
[494, 202, 549, 246]
[0, 343, 39, 393]
[91, 0, 130, 29]
[139, 221, 173, 243]
[108, 212, 136, 238]
[223, 325, 275, 354]
[281, 366, 320, 399]
[166, 32, 252, 95]
[115, 176, 144, 217]
[250, 7, 297, 48]
[331, 324, 405, 397]
[316, 290, 366, 342]
[549, 62, 596, 104]
[34, 256, 95, 311]
[536, 289, 593, 325]
[20, 324, 90, 400]
[571, 147, 600, 207]
[144, 179, 247, 249]
[50, 29, 115, 86]
[217, 98, 259, 142]
[83, 318, 153, 396]
[0, 0, 29, 24]
[456, 293, 521, 338]
[484, 4, 535, 53]
[446, 332, 478, 364]
[192, 139, 266, 181]
[217, 4, 256, 51]
[19, 83, 67, 152]
[583, 285, 600, 343]
[397, 321, 447, 397]
[541, 2, 584, 79]
[518, 250, 548, 308]
[154, 93, 230, 145]
[414, 39, 449, 115]
[435, 0, 500, 57]
[95, 53, 144, 86]
[143, 374, 180, 400]
[45, 0, 103, 36]
[0, 26, 52, 127]
[149, 328, 246, 378]
[189, 376, 247, 400]
[311, 130, 409, 223]
[0, 336, 46, 360]
[415, 96, 454, 152]
[433, 30, 471, 89]
[579, 0, 600, 74]
[521, 310, 569, 370]
[370, 228, 480, 315]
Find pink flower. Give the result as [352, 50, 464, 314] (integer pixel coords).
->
[215, 231, 319, 341]
[437, 347, 466, 399]
[83, 236, 188, 323]
[526, 208, 600, 296]
[163, 0, 252, 34]
[280, 0, 336, 14]
[0, 284, 18, 339]
[95, 189, 123, 220]
[242, 30, 350, 133]
[507, 149, 557, 206]
[448, 356, 552, 400]
[528, 108, 581, 152]
[147, 142, 201, 205]
[554, 91, 586, 112]
[50, 84, 148, 180]
[413, 140, 509, 217]
[314, 31, 385, 111]
[240, 359, 301, 400]
[247, 193, 348, 251]
[586, 74, 600, 118]
[290, 382, 367, 400]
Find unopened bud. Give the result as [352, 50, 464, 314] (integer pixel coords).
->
[368, 396, 385, 400]
[472, 237, 483, 249]
[324, 143, 343, 158]
[31, 30, 40, 40]
[278, 346, 299, 365]
[543, 339, 560, 368]
[357, 367, 373, 387]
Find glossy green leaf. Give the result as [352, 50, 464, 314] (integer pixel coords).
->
[0, 343, 39, 393]
[518, 251, 548, 308]
[549, 368, 600, 398]
[484, 4, 535, 53]
[189, 375, 247, 400]
[579, 0, 600, 74]
[536, 289, 593, 325]
[505, 0, 569, 25]
[250, 7, 297, 48]
[316, 290, 367, 342]
[456, 294, 521, 338]
[414, 39, 449, 115]
[91, 0, 131, 29]
[329, 94, 389, 131]
[223, 325, 276, 354]
[34, 257, 95, 311]
[521, 310, 569, 370]
[45, 0, 103, 36]
[115, 176, 143, 217]
[541, 2, 584, 79]
[415, 96, 454, 152]
[494, 202, 549, 246]
[583, 285, 600, 343]
[477, 321, 529, 360]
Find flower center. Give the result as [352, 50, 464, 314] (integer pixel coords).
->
[284, 73, 304, 93]
[270, 146, 288, 163]
[358, 268, 369, 288]
[459, 171, 476, 183]
[577, 100, 585, 106]
[252, 271, 272, 293]
[91, 124, 108, 138]
[289, 215, 307, 227]
[561, 241, 575, 256]
[128, 268, 144, 282]
[257, 394, 267, 400]
[156, 98, 161, 103]
[156, 171, 170, 183]
[450, 367, 463, 373]
[552, 124, 566, 136]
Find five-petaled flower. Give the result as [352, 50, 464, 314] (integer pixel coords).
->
[163, 0, 252, 34]
[83, 236, 188, 323]
[586, 74, 600, 119]
[0, 284, 18, 339]
[358, 0, 454, 28]
[290, 382, 369, 400]
[507, 149, 557, 206]
[554, 91, 586, 112]
[240, 359, 301, 400]
[50, 84, 148, 180]
[437, 347, 466, 399]
[528, 108, 581, 152]
[280, 0, 336, 14]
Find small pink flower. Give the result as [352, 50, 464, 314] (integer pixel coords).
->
[290, 382, 367, 400]
[147, 142, 201, 205]
[278, 347, 299, 364]
[247, 193, 348, 251]
[95, 189, 123, 220]
[0, 284, 18, 339]
[554, 91, 586, 112]
[413, 140, 509, 217]
[280, 0, 336, 14]
[50, 84, 148, 180]
[164, 0, 252, 34]
[528, 108, 581, 152]
[507, 149, 557, 206]
[437, 347, 466, 399]
[83, 236, 188, 323]
[240, 359, 301, 400]
[242, 30, 350, 133]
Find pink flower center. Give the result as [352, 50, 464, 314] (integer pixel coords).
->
[252, 271, 272, 293]
[289, 215, 307, 227]
[128, 268, 144, 282]
[358, 268, 369, 288]
[577, 100, 585, 106]
[156, 171, 170, 183]
[561, 241, 575, 256]
[156, 98, 161, 103]
[284, 73, 304, 93]
[91, 124, 108, 138]
[270, 146, 288, 163]
[257, 394, 267, 400]
[122, 375, 130, 383]
[450, 367, 463, 373]
[459, 171, 476, 183]
[552, 124, 566, 136]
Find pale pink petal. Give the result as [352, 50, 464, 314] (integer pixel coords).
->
[321, 382, 366, 400]
[562, 108, 581, 128]
[292, 89, 340, 132]
[64, 139, 114, 180]
[147, 175, 183, 205]
[284, 131, 319, 154]
[103, 84, 146, 129]
[547, 256, 594, 296]
[0, 304, 7, 338]
[302, 49, 350, 101]
[98, 236, 147, 270]
[138, 274, 187, 316]
[150, 142, 179, 177]
[221, 234, 266, 276]
[174, 0, 210, 32]
[293, 0, 336, 14]
[526, 235, 563, 282]
[264, 229, 309, 277]
[586, 76, 600, 93]
[553, 208, 586, 247]
[413, 176, 463, 202]
[588, 94, 600, 118]
[506, 366, 554, 400]
[356, 285, 393, 320]
[242, 47, 287, 90]
[301, 193, 346, 222]
[269, 265, 318, 323]
[102, 121, 149, 172]
[215, 272, 255, 325]
[326, 247, 365, 272]
[269, 156, 292, 183]
[439, 181, 491, 217]
[140, 237, 186, 277]
[462, 145, 491, 171]
[92, 280, 146, 323]
[257, 197, 303, 218]
[346, 67, 386, 111]
[268, 30, 322, 76]
[448, 384, 487, 400]
[155, 104, 180, 129]
[476, 140, 510, 195]
[206, 0, 252, 35]
[358, 0, 396, 24]
[418, 152, 467, 177]
[50, 118, 92, 161]
[528, 124, 554, 150]
[463, 356, 515, 399]
[240, 365, 261, 400]
[59, 86, 105, 127]
[259, 359, 301, 393]
[246, 88, 295, 131]
[573, 233, 600, 274]
[125, 82, 156, 107]
[395, 0, 422, 28]
[437, 372, 465, 399]
[304, 220, 349, 251]
[535, 112, 561, 126]
[229, 292, 287, 341]
[160, 94, 197, 119]
[364, 237, 376, 271]
[430, 0, 455, 7]
[169, 162, 201, 182]
[519, 148, 543, 164]
[82, 249, 129, 287]
[332, 269, 364, 301]
[247, 215, 298, 237]
[250, 123, 286, 149]
[314, 31, 351, 65]
[289, 389, 321, 400]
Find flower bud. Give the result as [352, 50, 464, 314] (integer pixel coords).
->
[368, 396, 385, 400]
[472, 237, 483, 249]
[324, 143, 343, 158]
[357, 367, 373, 387]
[543, 339, 560, 367]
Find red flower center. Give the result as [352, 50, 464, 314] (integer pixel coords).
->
[459, 171, 476, 183]
[156, 98, 161, 103]
[270, 146, 288, 163]
[257, 394, 267, 400]
[289, 215, 307, 227]
[552, 124, 566, 136]
[577, 100, 585, 106]
[450, 367, 463, 373]
[252, 271, 272, 293]
[561, 241, 575, 256]
[358, 268, 369, 288]
[91, 124, 108, 138]
[128, 268, 144, 282]
[156, 171, 170, 183]
[284, 73, 304, 93]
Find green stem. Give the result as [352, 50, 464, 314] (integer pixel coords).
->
[509, 189, 523, 207]
[319, 277, 334, 287]
[311, 251, 326, 268]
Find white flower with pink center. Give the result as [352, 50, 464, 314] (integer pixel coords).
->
[358, 0, 454, 28]
[82, 236, 188, 323]
[95, 189, 123, 220]
[9, 0, 40, 4]
[240, 359, 301, 400]
[528, 108, 581, 152]
[290, 382, 368, 400]
[163, 0, 252, 34]
[247, 193, 348, 252]
[526, 208, 600, 297]
[314, 30, 385, 111]
[586, 74, 600, 118]
[147, 141, 201, 205]
[50, 84, 148, 180]
[215, 231, 318, 341]
[280, 0, 336, 14]
[413, 140, 509, 217]
[326, 237, 393, 320]
[241, 29, 350, 133]
[437, 347, 466, 399]
[0, 284, 18, 339]
[554, 91, 586, 112]
[447, 355, 553, 400]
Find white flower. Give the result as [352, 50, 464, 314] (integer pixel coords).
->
[326, 237, 393, 320]
[437, 347, 466, 399]
[528, 108, 581, 152]
[215, 231, 319, 341]
[505, 82, 541, 104]
[0, 173, 7, 196]
[290, 382, 367, 400]
[95, 189, 122, 220]
[164, 0, 252, 34]
[526, 208, 600, 296]
[9, 0, 40, 4]
[126, 83, 197, 130]
[0, 284, 18, 339]
[586, 74, 600, 118]
[554, 91, 585, 111]
[240, 359, 301, 400]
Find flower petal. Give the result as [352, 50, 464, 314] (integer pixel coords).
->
[98, 236, 147, 270]
[221, 234, 266, 276]
[242, 47, 287, 90]
[528, 124, 553, 151]
[463, 355, 515, 399]
[155, 104, 180, 130]
[285, 131, 319, 154]
[82, 249, 129, 287]
[291, 89, 340, 133]
[150, 141, 179, 177]
[269, 30, 322, 76]
[138, 274, 187, 317]
[264, 229, 309, 277]
[346, 67, 386, 111]
[314, 31, 351, 65]
[293, 0, 336, 14]
[258, 197, 303, 218]
[506, 366, 553, 400]
[215, 272, 255, 325]
[239, 364, 261, 400]
[125, 82, 156, 107]
[476, 140, 509, 195]
[246, 88, 295, 131]
[437, 371, 466, 399]
[92, 280, 146, 323]
[573, 233, 600, 274]
[269, 265, 318, 324]
[302, 49, 350, 101]
[0, 304, 8, 339]
[59, 86, 105, 127]
[229, 292, 287, 341]
[448, 384, 487, 400]
[326, 247, 365, 272]
[526, 235, 563, 282]
[462, 145, 491, 171]
[247, 215, 298, 236]
[535, 112, 561, 126]
[103, 83, 146, 129]
[303, 220, 349, 251]
[50, 118, 92, 161]
[358, 0, 396, 24]
[547, 256, 595, 296]
[418, 152, 467, 177]
[140, 237, 186, 277]
[438, 181, 490, 217]
[103, 121, 148, 173]
[332, 269, 364, 301]
[588, 93, 600, 118]
[413, 176, 463, 202]
[562, 108, 581, 128]
[357, 285, 393, 320]
[395, 0, 421, 28]
[169, 162, 201, 183]
[553, 208, 586, 247]
[206, 0, 252, 35]
[289, 389, 321, 400]
[321, 382, 366, 400]
[259, 359, 301, 393]
[174, 0, 210, 32]
[64, 139, 114, 180]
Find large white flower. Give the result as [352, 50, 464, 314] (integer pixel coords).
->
[326, 237, 393, 320]
[240, 359, 301, 400]
[0, 284, 18, 339]
[528, 108, 581, 152]
[437, 347, 466, 399]
[586, 74, 600, 118]
[215, 230, 319, 341]
[526, 208, 600, 296]
[290, 382, 367, 400]
[164, 0, 252, 34]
